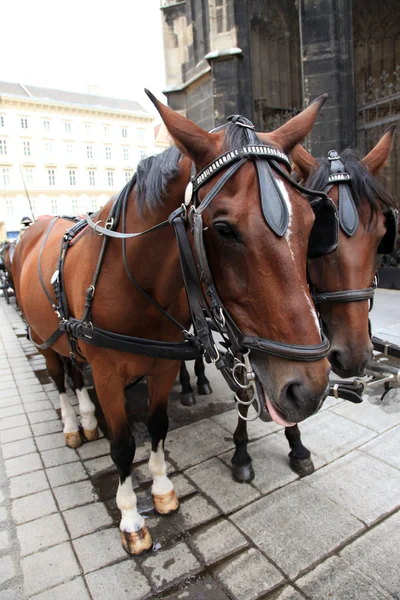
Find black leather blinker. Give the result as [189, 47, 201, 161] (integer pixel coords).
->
[256, 159, 289, 237]
[338, 183, 359, 237]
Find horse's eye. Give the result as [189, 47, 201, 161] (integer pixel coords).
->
[214, 221, 238, 241]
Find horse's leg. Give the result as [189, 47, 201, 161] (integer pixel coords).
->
[92, 367, 152, 555]
[178, 361, 196, 407]
[148, 368, 180, 514]
[195, 355, 212, 395]
[68, 361, 99, 441]
[41, 347, 81, 448]
[285, 424, 314, 476]
[231, 402, 255, 483]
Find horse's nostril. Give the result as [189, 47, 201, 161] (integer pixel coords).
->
[329, 349, 345, 371]
[279, 380, 323, 422]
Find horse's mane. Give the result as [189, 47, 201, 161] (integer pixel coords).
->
[135, 123, 265, 212]
[306, 149, 396, 221]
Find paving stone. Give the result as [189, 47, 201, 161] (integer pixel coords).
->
[9, 469, 49, 499]
[24, 400, 53, 413]
[214, 548, 283, 600]
[340, 510, 400, 597]
[17, 512, 69, 556]
[31, 420, 63, 436]
[179, 493, 220, 528]
[84, 454, 115, 476]
[142, 541, 201, 590]
[46, 462, 88, 487]
[76, 437, 109, 461]
[2, 437, 36, 459]
[0, 531, 11, 551]
[293, 410, 376, 463]
[164, 418, 234, 470]
[162, 577, 230, 600]
[269, 587, 304, 599]
[0, 556, 15, 585]
[73, 528, 126, 573]
[28, 409, 59, 424]
[187, 458, 260, 513]
[232, 480, 363, 579]
[332, 396, 400, 433]
[53, 480, 98, 511]
[308, 451, 400, 525]
[35, 432, 66, 451]
[0, 414, 28, 431]
[0, 404, 24, 419]
[361, 425, 400, 469]
[22, 542, 80, 596]
[63, 502, 113, 538]
[20, 391, 48, 404]
[40, 446, 79, 468]
[29, 577, 90, 600]
[0, 395, 22, 408]
[0, 389, 19, 402]
[86, 560, 151, 600]
[191, 518, 248, 565]
[296, 554, 390, 599]
[12, 489, 57, 524]
[0, 425, 31, 444]
[170, 473, 196, 498]
[5, 452, 42, 478]
[211, 408, 282, 437]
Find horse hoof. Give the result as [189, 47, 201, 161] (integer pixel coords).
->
[289, 455, 315, 477]
[180, 393, 196, 407]
[153, 490, 180, 515]
[232, 462, 255, 483]
[197, 382, 212, 395]
[83, 427, 99, 442]
[121, 527, 153, 555]
[64, 431, 83, 449]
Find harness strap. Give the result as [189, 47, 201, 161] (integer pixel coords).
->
[239, 332, 330, 362]
[312, 287, 376, 304]
[28, 326, 64, 351]
[38, 216, 59, 306]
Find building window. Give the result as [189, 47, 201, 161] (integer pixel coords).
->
[5, 199, 13, 216]
[21, 118, 28, 129]
[121, 128, 128, 139]
[91, 198, 97, 211]
[65, 122, 72, 133]
[66, 143, 73, 157]
[43, 120, 50, 131]
[0, 116, 4, 127]
[105, 146, 112, 160]
[104, 126, 110, 137]
[30, 198, 36, 214]
[140, 149, 147, 160]
[2, 168, 10, 187]
[123, 147, 129, 161]
[85, 123, 92, 137]
[107, 171, 114, 187]
[46, 141, 53, 156]
[25, 168, 34, 185]
[72, 198, 78, 213]
[69, 170, 76, 186]
[124, 171, 131, 183]
[138, 129, 145, 144]
[48, 169, 55, 186]
[87, 145, 93, 159]
[216, 0, 231, 33]
[0, 140, 7, 155]
[51, 198, 58, 214]
[89, 170, 95, 186]
[23, 141, 31, 156]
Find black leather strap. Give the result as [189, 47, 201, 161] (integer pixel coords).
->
[312, 287, 375, 304]
[329, 380, 364, 403]
[372, 336, 400, 359]
[239, 332, 330, 362]
[27, 326, 64, 351]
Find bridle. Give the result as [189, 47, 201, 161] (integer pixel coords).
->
[34, 115, 338, 421]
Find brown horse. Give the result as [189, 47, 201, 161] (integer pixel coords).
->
[1, 242, 16, 304]
[230, 127, 397, 482]
[12, 92, 331, 555]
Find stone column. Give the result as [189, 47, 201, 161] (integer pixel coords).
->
[299, 0, 356, 155]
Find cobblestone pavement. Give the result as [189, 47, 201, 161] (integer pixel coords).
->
[0, 290, 399, 600]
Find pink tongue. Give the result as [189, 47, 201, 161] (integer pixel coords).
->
[265, 397, 296, 427]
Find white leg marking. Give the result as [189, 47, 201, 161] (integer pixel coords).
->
[76, 387, 97, 431]
[60, 392, 79, 433]
[116, 478, 144, 533]
[148, 445, 174, 496]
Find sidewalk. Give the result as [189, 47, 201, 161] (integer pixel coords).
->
[0, 291, 399, 600]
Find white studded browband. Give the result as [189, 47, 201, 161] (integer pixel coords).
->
[328, 173, 351, 183]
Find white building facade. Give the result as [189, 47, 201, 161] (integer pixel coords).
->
[0, 82, 156, 240]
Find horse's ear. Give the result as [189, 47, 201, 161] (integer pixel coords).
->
[360, 125, 396, 175]
[145, 89, 214, 163]
[257, 94, 328, 153]
[291, 144, 319, 183]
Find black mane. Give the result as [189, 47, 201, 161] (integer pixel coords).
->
[306, 149, 396, 221]
[135, 122, 265, 212]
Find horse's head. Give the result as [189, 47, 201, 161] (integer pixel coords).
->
[292, 128, 397, 377]
[146, 91, 331, 425]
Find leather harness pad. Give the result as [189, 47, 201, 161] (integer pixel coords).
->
[339, 183, 359, 236]
[256, 159, 289, 237]
[308, 197, 339, 259]
[377, 208, 399, 254]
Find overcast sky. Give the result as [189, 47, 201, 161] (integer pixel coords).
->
[2, 0, 166, 114]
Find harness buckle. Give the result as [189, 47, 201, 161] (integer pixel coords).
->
[93, 220, 105, 236]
